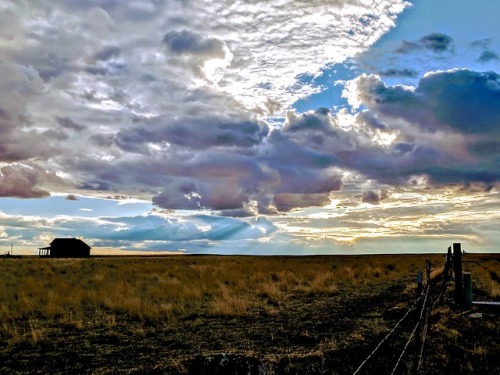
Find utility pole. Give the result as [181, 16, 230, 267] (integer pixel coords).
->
[11, 243, 13, 256]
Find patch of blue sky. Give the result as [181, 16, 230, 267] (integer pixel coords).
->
[359, 0, 499, 80]
[291, 0, 499, 115]
[380, 0, 499, 44]
[266, 116, 286, 127]
[292, 62, 361, 113]
[0, 195, 153, 218]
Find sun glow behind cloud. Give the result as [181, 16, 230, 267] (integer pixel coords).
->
[273, 187, 500, 250]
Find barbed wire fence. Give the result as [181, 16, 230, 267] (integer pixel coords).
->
[351, 249, 455, 375]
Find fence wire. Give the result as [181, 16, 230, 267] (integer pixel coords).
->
[352, 287, 425, 375]
[352, 257, 449, 375]
[391, 283, 430, 375]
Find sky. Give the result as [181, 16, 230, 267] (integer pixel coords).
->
[0, 0, 499, 255]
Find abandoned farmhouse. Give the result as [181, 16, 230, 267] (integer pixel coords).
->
[38, 238, 91, 258]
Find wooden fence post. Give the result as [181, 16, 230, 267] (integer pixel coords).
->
[453, 243, 463, 305]
[464, 272, 472, 309]
[440, 246, 453, 303]
[445, 246, 452, 277]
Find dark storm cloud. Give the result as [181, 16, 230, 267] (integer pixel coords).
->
[396, 33, 454, 54]
[162, 29, 226, 59]
[162, 119, 268, 149]
[78, 180, 113, 191]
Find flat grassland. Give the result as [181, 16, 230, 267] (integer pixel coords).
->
[1, 253, 499, 374]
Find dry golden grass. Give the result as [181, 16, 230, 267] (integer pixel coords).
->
[461, 255, 500, 298]
[0, 253, 497, 345]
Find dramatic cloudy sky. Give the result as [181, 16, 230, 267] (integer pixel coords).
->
[1, 0, 499, 255]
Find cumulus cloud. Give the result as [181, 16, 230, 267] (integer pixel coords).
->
[342, 69, 500, 185]
[345, 69, 500, 135]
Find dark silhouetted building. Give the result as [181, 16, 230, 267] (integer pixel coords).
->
[38, 238, 91, 258]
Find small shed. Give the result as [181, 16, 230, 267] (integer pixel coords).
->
[38, 238, 91, 258]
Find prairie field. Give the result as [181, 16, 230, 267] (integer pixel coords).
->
[0, 253, 498, 374]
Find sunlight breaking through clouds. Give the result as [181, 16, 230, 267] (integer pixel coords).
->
[274, 187, 500, 249]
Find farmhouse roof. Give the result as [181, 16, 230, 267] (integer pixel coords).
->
[50, 238, 91, 249]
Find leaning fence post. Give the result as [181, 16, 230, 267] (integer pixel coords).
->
[464, 272, 472, 309]
[453, 243, 463, 305]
